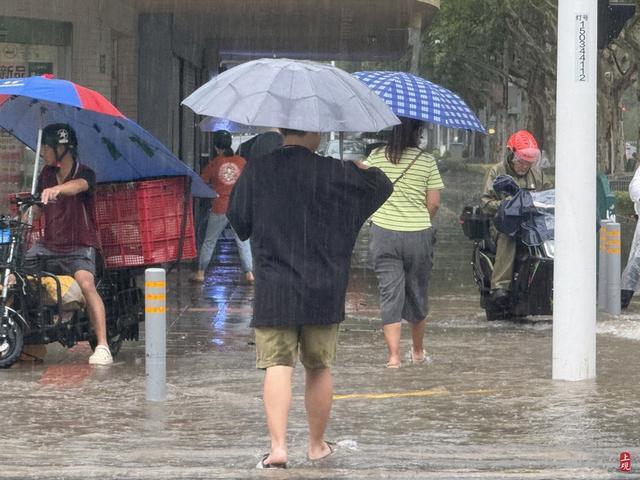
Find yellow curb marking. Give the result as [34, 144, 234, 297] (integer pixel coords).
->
[145, 281, 166, 288]
[333, 387, 493, 400]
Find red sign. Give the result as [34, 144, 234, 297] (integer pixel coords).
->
[619, 451, 631, 473]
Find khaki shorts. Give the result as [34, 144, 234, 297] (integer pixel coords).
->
[255, 324, 339, 369]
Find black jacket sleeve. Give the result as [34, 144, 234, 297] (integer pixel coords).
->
[227, 162, 253, 241]
[347, 163, 393, 220]
[335, 163, 393, 233]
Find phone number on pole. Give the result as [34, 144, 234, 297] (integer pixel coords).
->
[575, 14, 589, 82]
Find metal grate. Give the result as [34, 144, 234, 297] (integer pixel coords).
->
[608, 174, 634, 192]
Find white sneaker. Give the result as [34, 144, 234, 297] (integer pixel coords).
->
[89, 345, 113, 365]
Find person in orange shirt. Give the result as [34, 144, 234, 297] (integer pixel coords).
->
[191, 130, 254, 283]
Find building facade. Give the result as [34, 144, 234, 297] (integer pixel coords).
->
[0, 0, 438, 208]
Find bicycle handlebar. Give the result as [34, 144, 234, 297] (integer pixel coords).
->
[11, 194, 43, 212]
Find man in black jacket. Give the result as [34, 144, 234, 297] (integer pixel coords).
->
[228, 128, 392, 469]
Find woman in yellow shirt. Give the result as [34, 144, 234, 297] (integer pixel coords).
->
[367, 117, 444, 368]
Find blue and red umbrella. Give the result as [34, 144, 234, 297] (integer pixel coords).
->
[0, 75, 214, 197]
[0, 74, 123, 117]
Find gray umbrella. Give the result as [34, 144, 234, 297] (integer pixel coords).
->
[182, 58, 400, 133]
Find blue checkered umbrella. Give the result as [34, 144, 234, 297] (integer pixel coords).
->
[199, 116, 265, 134]
[353, 71, 486, 133]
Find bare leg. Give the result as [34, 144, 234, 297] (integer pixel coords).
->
[74, 270, 107, 346]
[263, 366, 293, 465]
[383, 322, 402, 367]
[305, 367, 333, 459]
[410, 318, 427, 361]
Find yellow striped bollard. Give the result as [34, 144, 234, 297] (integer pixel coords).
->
[606, 223, 621, 316]
[145, 268, 166, 401]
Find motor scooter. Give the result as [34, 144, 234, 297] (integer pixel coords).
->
[0, 194, 143, 367]
[460, 193, 554, 321]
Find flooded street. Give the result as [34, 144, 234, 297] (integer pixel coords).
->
[2, 168, 640, 479]
[0, 0, 638, 476]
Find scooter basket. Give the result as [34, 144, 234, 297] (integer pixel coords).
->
[460, 206, 490, 240]
[0, 217, 32, 267]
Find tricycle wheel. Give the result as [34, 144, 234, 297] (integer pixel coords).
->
[0, 313, 24, 368]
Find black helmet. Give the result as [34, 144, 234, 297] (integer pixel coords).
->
[211, 129, 232, 150]
[42, 123, 78, 148]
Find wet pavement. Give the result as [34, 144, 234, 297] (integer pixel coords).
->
[3, 169, 640, 479]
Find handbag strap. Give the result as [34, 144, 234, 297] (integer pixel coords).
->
[392, 150, 422, 185]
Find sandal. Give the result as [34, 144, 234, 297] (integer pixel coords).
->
[256, 453, 287, 469]
[409, 349, 431, 365]
[88, 345, 113, 365]
[310, 441, 336, 461]
[385, 361, 401, 369]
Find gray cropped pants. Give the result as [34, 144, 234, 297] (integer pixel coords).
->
[368, 224, 435, 325]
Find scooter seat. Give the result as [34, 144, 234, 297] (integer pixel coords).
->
[37, 276, 86, 311]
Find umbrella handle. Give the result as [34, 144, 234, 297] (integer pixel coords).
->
[30, 128, 43, 195]
[26, 128, 43, 226]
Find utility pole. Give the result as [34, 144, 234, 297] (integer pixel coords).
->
[553, 0, 598, 381]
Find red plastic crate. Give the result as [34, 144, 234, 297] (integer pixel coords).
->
[95, 177, 196, 268]
[9, 176, 197, 269]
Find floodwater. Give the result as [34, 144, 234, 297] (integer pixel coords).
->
[2, 168, 640, 479]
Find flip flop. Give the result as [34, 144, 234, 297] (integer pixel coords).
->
[385, 361, 401, 369]
[256, 453, 287, 469]
[409, 349, 430, 365]
[310, 441, 336, 461]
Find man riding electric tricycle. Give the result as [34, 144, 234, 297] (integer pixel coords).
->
[0, 124, 143, 368]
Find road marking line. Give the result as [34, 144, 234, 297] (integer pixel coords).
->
[333, 387, 493, 400]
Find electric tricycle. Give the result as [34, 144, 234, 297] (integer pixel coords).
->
[0, 194, 143, 368]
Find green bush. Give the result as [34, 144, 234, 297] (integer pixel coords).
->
[614, 191, 634, 217]
[441, 160, 491, 175]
